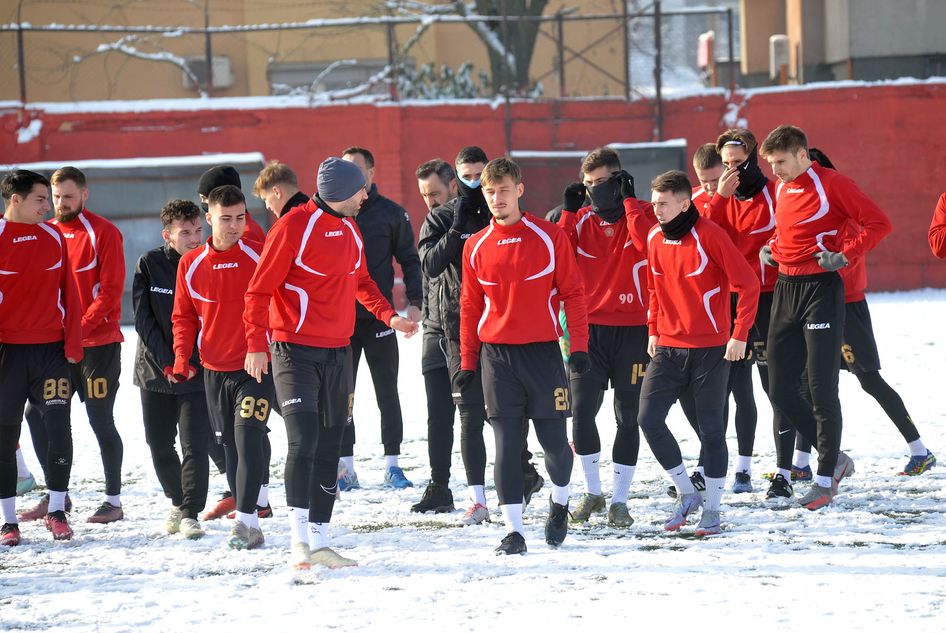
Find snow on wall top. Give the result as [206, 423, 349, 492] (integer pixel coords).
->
[0, 152, 266, 172]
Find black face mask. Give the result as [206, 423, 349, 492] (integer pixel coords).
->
[589, 179, 624, 223]
[200, 202, 209, 213]
[735, 146, 768, 201]
[659, 201, 699, 240]
[456, 178, 486, 212]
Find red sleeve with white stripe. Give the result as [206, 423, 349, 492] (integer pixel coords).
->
[459, 237, 487, 371]
[930, 192, 946, 259]
[171, 249, 200, 369]
[244, 220, 296, 354]
[552, 227, 589, 354]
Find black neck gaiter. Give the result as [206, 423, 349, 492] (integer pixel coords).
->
[660, 202, 699, 240]
[735, 146, 768, 200]
[589, 180, 624, 223]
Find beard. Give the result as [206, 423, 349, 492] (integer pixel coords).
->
[56, 208, 81, 223]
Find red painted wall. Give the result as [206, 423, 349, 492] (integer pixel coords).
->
[3, 81, 945, 290]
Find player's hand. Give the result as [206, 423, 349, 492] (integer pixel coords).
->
[562, 182, 586, 213]
[452, 194, 477, 231]
[244, 352, 269, 383]
[716, 165, 740, 198]
[406, 305, 423, 323]
[759, 245, 777, 267]
[816, 250, 848, 271]
[568, 351, 592, 375]
[390, 315, 419, 338]
[452, 369, 475, 394]
[66, 357, 78, 364]
[647, 335, 658, 358]
[172, 358, 197, 383]
[163, 366, 178, 384]
[613, 170, 636, 200]
[724, 338, 747, 362]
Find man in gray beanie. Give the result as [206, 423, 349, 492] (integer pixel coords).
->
[244, 156, 418, 571]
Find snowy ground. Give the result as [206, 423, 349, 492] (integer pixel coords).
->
[2, 289, 945, 630]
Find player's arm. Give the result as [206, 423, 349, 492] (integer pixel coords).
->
[391, 205, 424, 320]
[929, 192, 946, 259]
[418, 203, 462, 278]
[81, 224, 125, 338]
[58, 231, 84, 364]
[708, 227, 761, 361]
[834, 176, 893, 262]
[170, 257, 199, 381]
[552, 229, 589, 354]
[645, 234, 661, 357]
[459, 242, 486, 371]
[624, 198, 659, 250]
[353, 233, 417, 338]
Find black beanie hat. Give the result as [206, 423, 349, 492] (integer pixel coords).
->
[198, 165, 242, 197]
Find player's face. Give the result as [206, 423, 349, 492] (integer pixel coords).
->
[694, 164, 725, 195]
[765, 148, 808, 184]
[581, 165, 612, 189]
[52, 179, 88, 222]
[719, 145, 749, 170]
[482, 175, 524, 223]
[651, 189, 689, 224]
[417, 175, 454, 211]
[258, 187, 280, 215]
[331, 186, 369, 217]
[207, 203, 246, 250]
[456, 161, 486, 184]
[13, 183, 51, 224]
[343, 153, 375, 190]
[163, 218, 203, 256]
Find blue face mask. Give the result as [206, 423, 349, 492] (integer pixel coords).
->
[458, 175, 481, 189]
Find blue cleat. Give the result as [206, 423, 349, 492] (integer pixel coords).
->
[384, 466, 413, 489]
[899, 451, 936, 476]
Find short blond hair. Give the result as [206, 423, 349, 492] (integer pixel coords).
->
[480, 157, 521, 187]
[252, 161, 298, 196]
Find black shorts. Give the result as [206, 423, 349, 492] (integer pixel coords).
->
[445, 338, 485, 407]
[421, 330, 449, 374]
[75, 342, 121, 405]
[841, 300, 881, 374]
[205, 368, 275, 444]
[480, 341, 571, 420]
[0, 342, 72, 425]
[270, 342, 353, 427]
[570, 323, 649, 391]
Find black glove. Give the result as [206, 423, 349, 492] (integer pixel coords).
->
[562, 182, 586, 213]
[816, 250, 848, 271]
[568, 351, 591, 375]
[760, 245, 777, 267]
[613, 170, 636, 200]
[451, 195, 477, 232]
[452, 369, 476, 394]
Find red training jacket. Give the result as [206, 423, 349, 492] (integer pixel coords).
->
[691, 186, 713, 213]
[769, 162, 891, 276]
[244, 200, 397, 351]
[0, 218, 83, 361]
[244, 213, 266, 243]
[702, 181, 778, 293]
[53, 209, 125, 347]
[173, 237, 264, 372]
[460, 213, 589, 370]
[646, 216, 760, 348]
[929, 192, 946, 259]
[557, 198, 656, 327]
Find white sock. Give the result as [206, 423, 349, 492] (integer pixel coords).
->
[814, 474, 832, 488]
[908, 438, 928, 457]
[15, 448, 31, 479]
[1, 497, 16, 524]
[793, 450, 811, 468]
[500, 503, 524, 534]
[384, 455, 399, 469]
[736, 455, 752, 474]
[704, 476, 725, 512]
[288, 506, 308, 545]
[611, 463, 636, 504]
[551, 483, 569, 506]
[695, 465, 705, 477]
[256, 484, 269, 507]
[308, 522, 329, 550]
[340, 456, 355, 474]
[469, 485, 487, 506]
[236, 511, 259, 530]
[105, 494, 121, 507]
[48, 490, 67, 513]
[668, 464, 695, 495]
[579, 452, 602, 495]
[777, 468, 791, 479]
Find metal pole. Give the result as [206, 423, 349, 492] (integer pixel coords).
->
[501, 0, 512, 155]
[204, 1, 214, 96]
[727, 7, 735, 93]
[622, 0, 631, 101]
[16, 0, 27, 107]
[556, 12, 565, 97]
[387, 19, 399, 101]
[653, 0, 663, 141]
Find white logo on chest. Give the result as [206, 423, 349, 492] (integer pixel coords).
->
[12, 235, 37, 244]
[212, 262, 238, 270]
[497, 237, 522, 245]
[324, 230, 343, 238]
[786, 187, 805, 194]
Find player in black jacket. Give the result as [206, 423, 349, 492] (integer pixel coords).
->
[417, 146, 543, 524]
[133, 200, 212, 539]
[338, 147, 423, 491]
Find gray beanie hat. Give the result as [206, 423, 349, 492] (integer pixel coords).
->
[317, 157, 366, 203]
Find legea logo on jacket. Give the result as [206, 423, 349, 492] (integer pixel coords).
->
[213, 262, 239, 270]
[12, 235, 37, 244]
[150, 286, 173, 295]
[497, 237, 522, 245]
[324, 230, 344, 238]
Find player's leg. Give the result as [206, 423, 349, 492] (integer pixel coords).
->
[361, 320, 408, 487]
[82, 343, 125, 523]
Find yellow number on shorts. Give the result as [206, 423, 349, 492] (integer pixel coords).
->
[630, 363, 647, 385]
[841, 344, 855, 365]
[554, 387, 570, 411]
[86, 378, 108, 399]
[239, 396, 270, 422]
[43, 378, 70, 400]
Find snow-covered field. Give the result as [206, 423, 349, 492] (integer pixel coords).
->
[2, 289, 945, 630]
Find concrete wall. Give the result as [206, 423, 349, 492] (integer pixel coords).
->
[2, 81, 946, 293]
